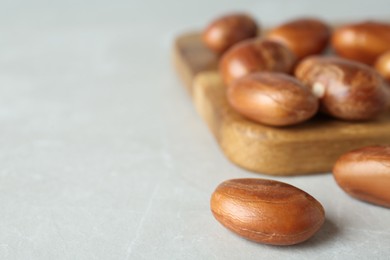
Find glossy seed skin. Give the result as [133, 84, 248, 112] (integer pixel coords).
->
[332, 21, 390, 65]
[333, 146, 390, 208]
[202, 13, 259, 55]
[295, 56, 388, 120]
[267, 18, 331, 60]
[375, 51, 390, 82]
[210, 178, 325, 246]
[219, 38, 296, 86]
[227, 72, 319, 126]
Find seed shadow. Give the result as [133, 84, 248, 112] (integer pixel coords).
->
[279, 217, 339, 249]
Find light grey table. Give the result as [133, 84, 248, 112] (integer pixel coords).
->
[1, 0, 389, 259]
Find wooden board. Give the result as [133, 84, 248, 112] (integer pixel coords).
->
[172, 32, 390, 176]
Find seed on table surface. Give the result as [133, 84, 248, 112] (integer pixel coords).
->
[333, 145, 390, 208]
[210, 178, 325, 245]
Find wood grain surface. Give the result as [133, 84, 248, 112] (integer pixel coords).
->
[173, 32, 390, 175]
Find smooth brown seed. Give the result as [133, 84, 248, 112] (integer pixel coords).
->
[227, 72, 319, 126]
[267, 18, 331, 60]
[202, 13, 259, 55]
[333, 145, 390, 208]
[331, 21, 390, 65]
[295, 56, 388, 120]
[219, 38, 296, 86]
[210, 178, 325, 245]
[375, 50, 390, 82]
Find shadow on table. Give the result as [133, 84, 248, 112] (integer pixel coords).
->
[284, 217, 339, 249]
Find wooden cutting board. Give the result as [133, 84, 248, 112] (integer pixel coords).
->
[172, 32, 390, 176]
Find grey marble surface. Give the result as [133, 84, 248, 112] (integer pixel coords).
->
[0, 0, 389, 259]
